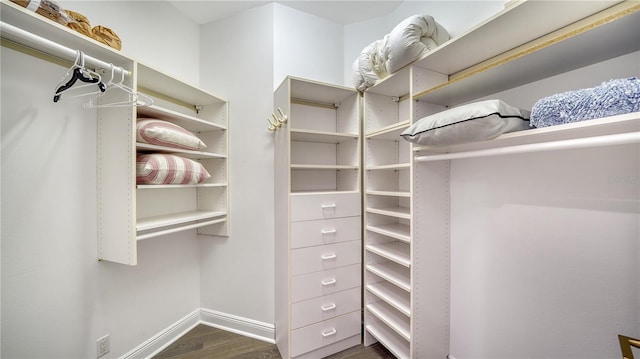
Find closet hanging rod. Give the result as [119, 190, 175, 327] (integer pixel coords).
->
[415, 131, 640, 162]
[0, 21, 130, 78]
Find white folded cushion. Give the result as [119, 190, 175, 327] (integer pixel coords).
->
[401, 99, 530, 146]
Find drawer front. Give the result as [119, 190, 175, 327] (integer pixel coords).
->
[291, 193, 361, 222]
[291, 216, 360, 249]
[290, 311, 361, 357]
[291, 287, 361, 330]
[291, 240, 361, 276]
[291, 264, 361, 303]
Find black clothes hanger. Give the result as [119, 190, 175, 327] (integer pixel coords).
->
[53, 51, 106, 103]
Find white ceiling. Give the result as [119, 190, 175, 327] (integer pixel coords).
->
[167, 1, 404, 25]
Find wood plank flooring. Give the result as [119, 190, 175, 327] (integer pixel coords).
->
[153, 324, 396, 359]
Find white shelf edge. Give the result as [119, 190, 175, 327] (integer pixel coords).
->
[137, 183, 227, 190]
[366, 224, 411, 243]
[136, 143, 227, 159]
[291, 128, 358, 138]
[366, 263, 411, 292]
[290, 190, 361, 196]
[136, 210, 226, 232]
[367, 282, 411, 317]
[365, 324, 410, 359]
[291, 164, 359, 170]
[366, 120, 411, 139]
[367, 302, 411, 341]
[416, 130, 640, 163]
[366, 207, 411, 220]
[136, 217, 226, 241]
[366, 163, 411, 171]
[366, 190, 411, 198]
[366, 242, 411, 268]
[137, 104, 226, 131]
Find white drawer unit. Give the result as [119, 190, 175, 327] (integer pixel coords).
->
[290, 311, 362, 358]
[290, 216, 361, 249]
[290, 192, 361, 222]
[291, 263, 361, 303]
[291, 240, 361, 276]
[291, 287, 361, 330]
[274, 77, 361, 358]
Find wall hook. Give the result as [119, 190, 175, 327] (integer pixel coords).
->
[277, 107, 288, 123]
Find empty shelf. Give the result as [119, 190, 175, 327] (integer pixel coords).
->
[366, 262, 410, 292]
[367, 301, 411, 341]
[366, 207, 411, 219]
[366, 324, 410, 359]
[366, 223, 410, 243]
[366, 242, 410, 267]
[367, 281, 411, 317]
[137, 104, 226, 132]
[137, 210, 226, 232]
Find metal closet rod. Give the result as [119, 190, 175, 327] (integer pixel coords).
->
[415, 131, 640, 162]
[0, 21, 130, 78]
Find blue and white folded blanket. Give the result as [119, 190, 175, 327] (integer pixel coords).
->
[530, 77, 640, 128]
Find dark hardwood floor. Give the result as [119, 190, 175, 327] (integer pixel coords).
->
[153, 324, 396, 359]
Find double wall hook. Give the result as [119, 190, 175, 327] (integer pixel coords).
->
[267, 107, 288, 132]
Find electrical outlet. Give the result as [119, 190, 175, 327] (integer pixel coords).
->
[97, 335, 110, 358]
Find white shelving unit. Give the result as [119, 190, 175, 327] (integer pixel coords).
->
[274, 76, 361, 358]
[97, 62, 229, 265]
[0, 0, 229, 266]
[362, 1, 640, 358]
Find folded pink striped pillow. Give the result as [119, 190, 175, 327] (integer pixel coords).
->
[137, 118, 206, 151]
[136, 154, 211, 185]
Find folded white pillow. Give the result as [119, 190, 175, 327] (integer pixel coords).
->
[137, 118, 207, 151]
[401, 99, 530, 146]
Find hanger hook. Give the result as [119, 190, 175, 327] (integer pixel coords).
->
[277, 107, 288, 123]
[267, 118, 277, 132]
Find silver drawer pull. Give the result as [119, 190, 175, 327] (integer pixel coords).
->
[321, 303, 337, 312]
[321, 203, 336, 209]
[321, 328, 337, 337]
[321, 253, 337, 260]
[321, 278, 337, 286]
[321, 228, 337, 235]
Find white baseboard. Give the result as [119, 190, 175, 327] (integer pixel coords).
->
[200, 307, 275, 344]
[120, 308, 201, 359]
[119, 308, 275, 359]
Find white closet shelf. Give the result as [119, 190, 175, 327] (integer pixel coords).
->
[367, 282, 411, 317]
[290, 190, 360, 196]
[414, 113, 640, 162]
[365, 324, 410, 359]
[291, 164, 359, 170]
[366, 67, 411, 98]
[136, 210, 226, 233]
[366, 224, 411, 243]
[291, 129, 358, 143]
[137, 63, 226, 107]
[1, 0, 129, 66]
[413, 1, 635, 80]
[137, 104, 226, 132]
[366, 242, 411, 268]
[137, 183, 227, 190]
[366, 262, 411, 292]
[367, 301, 411, 341]
[366, 207, 411, 220]
[366, 163, 411, 171]
[366, 191, 411, 198]
[413, 2, 640, 105]
[366, 121, 411, 139]
[136, 143, 227, 159]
